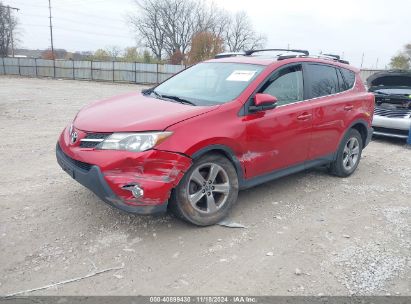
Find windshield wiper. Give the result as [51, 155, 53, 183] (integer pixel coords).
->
[143, 88, 196, 106]
[151, 90, 163, 99]
[142, 88, 163, 98]
[161, 94, 197, 106]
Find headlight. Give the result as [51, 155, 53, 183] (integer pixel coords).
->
[97, 132, 172, 152]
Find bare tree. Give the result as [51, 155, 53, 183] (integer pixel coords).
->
[129, 0, 265, 60]
[129, 0, 166, 60]
[404, 43, 411, 59]
[156, 0, 200, 57]
[224, 11, 266, 52]
[130, 0, 226, 59]
[195, 2, 230, 40]
[0, 2, 18, 57]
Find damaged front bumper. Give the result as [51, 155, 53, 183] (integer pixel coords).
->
[56, 142, 192, 214]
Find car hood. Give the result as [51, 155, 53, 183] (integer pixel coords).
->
[367, 71, 411, 92]
[74, 92, 218, 132]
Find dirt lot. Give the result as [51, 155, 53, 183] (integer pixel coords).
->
[0, 76, 410, 296]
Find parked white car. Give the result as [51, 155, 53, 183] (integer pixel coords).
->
[368, 71, 411, 139]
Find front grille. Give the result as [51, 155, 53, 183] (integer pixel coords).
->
[373, 127, 410, 136]
[80, 133, 111, 148]
[57, 144, 93, 171]
[374, 106, 411, 118]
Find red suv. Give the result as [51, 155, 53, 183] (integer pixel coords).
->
[56, 49, 375, 226]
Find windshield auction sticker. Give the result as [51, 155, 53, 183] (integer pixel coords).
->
[226, 70, 257, 82]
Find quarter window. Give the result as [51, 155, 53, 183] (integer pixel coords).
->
[260, 65, 304, 106]
[306, 64, 339, 98]
[340, 68, 356, 90]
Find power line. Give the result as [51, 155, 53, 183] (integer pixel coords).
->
[19, 23, 132, 38]
[54, 7, 125, 23]
[23, 14, 126, 31]
[57, 17, 126, 31]
[19, 23, 133, 41]
[54, 27, 132, 39]
[8, 2, 47, 8]
[10, 0, 125, 22]
[9, 0, 133, 51]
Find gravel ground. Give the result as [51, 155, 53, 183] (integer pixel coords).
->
[0, 76, 410, 296]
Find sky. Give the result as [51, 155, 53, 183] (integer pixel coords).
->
[4, 0, 411, 68]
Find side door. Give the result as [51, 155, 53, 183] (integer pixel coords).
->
[241, 63, 313, 178]
[304, 63, 358, 160]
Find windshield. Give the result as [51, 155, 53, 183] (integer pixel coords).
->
[153, 62, 264, 106]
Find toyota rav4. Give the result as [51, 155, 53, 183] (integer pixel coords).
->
[56, 49, 375, 226]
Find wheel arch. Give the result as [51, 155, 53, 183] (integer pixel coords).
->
[348, 119, 369, 148]
[191, 145, 245, 183]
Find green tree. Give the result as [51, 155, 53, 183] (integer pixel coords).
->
[142, 50, 156, 63]
[92, 49, 110, 61]
[390, 43, 411, 70]
[390, 53, 410, 70]
[187, 31, 224, 65]
[123, 47, 141, 61]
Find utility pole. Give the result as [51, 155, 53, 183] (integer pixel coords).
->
[0, 5, 19, 57]
[360, 52, 365, 69]
[48, 0, 56, 77]
[48, 0, 55, 59]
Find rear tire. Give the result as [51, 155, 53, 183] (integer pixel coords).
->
[329, 128, 363, 177]
[170, 153, 239, 226]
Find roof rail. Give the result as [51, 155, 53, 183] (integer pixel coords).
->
[214, 49, 350, 65]
[318, 53, 349, 64]
[322, 53, 340, 60]
[244, 48, 309, 56]
[215, 52, 245, 59]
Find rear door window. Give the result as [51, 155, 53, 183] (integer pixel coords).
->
[306, 64, 339, 98]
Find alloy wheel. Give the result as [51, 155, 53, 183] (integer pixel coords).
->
[342, 137, 360, 171]
[186, 163, 230, 213]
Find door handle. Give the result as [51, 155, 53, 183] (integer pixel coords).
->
[297, 113, 312, 120]
[344, 105, 354, 111]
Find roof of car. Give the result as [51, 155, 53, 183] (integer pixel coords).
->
[206, 55, 359, 73]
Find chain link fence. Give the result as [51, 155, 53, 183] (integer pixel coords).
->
[0, 57, 186, 84]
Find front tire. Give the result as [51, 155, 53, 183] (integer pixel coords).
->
[329, 128, 363, 177]
[170, 153, 239, 226]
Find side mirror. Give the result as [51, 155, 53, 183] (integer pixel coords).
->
[249, 93, 278, 112]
